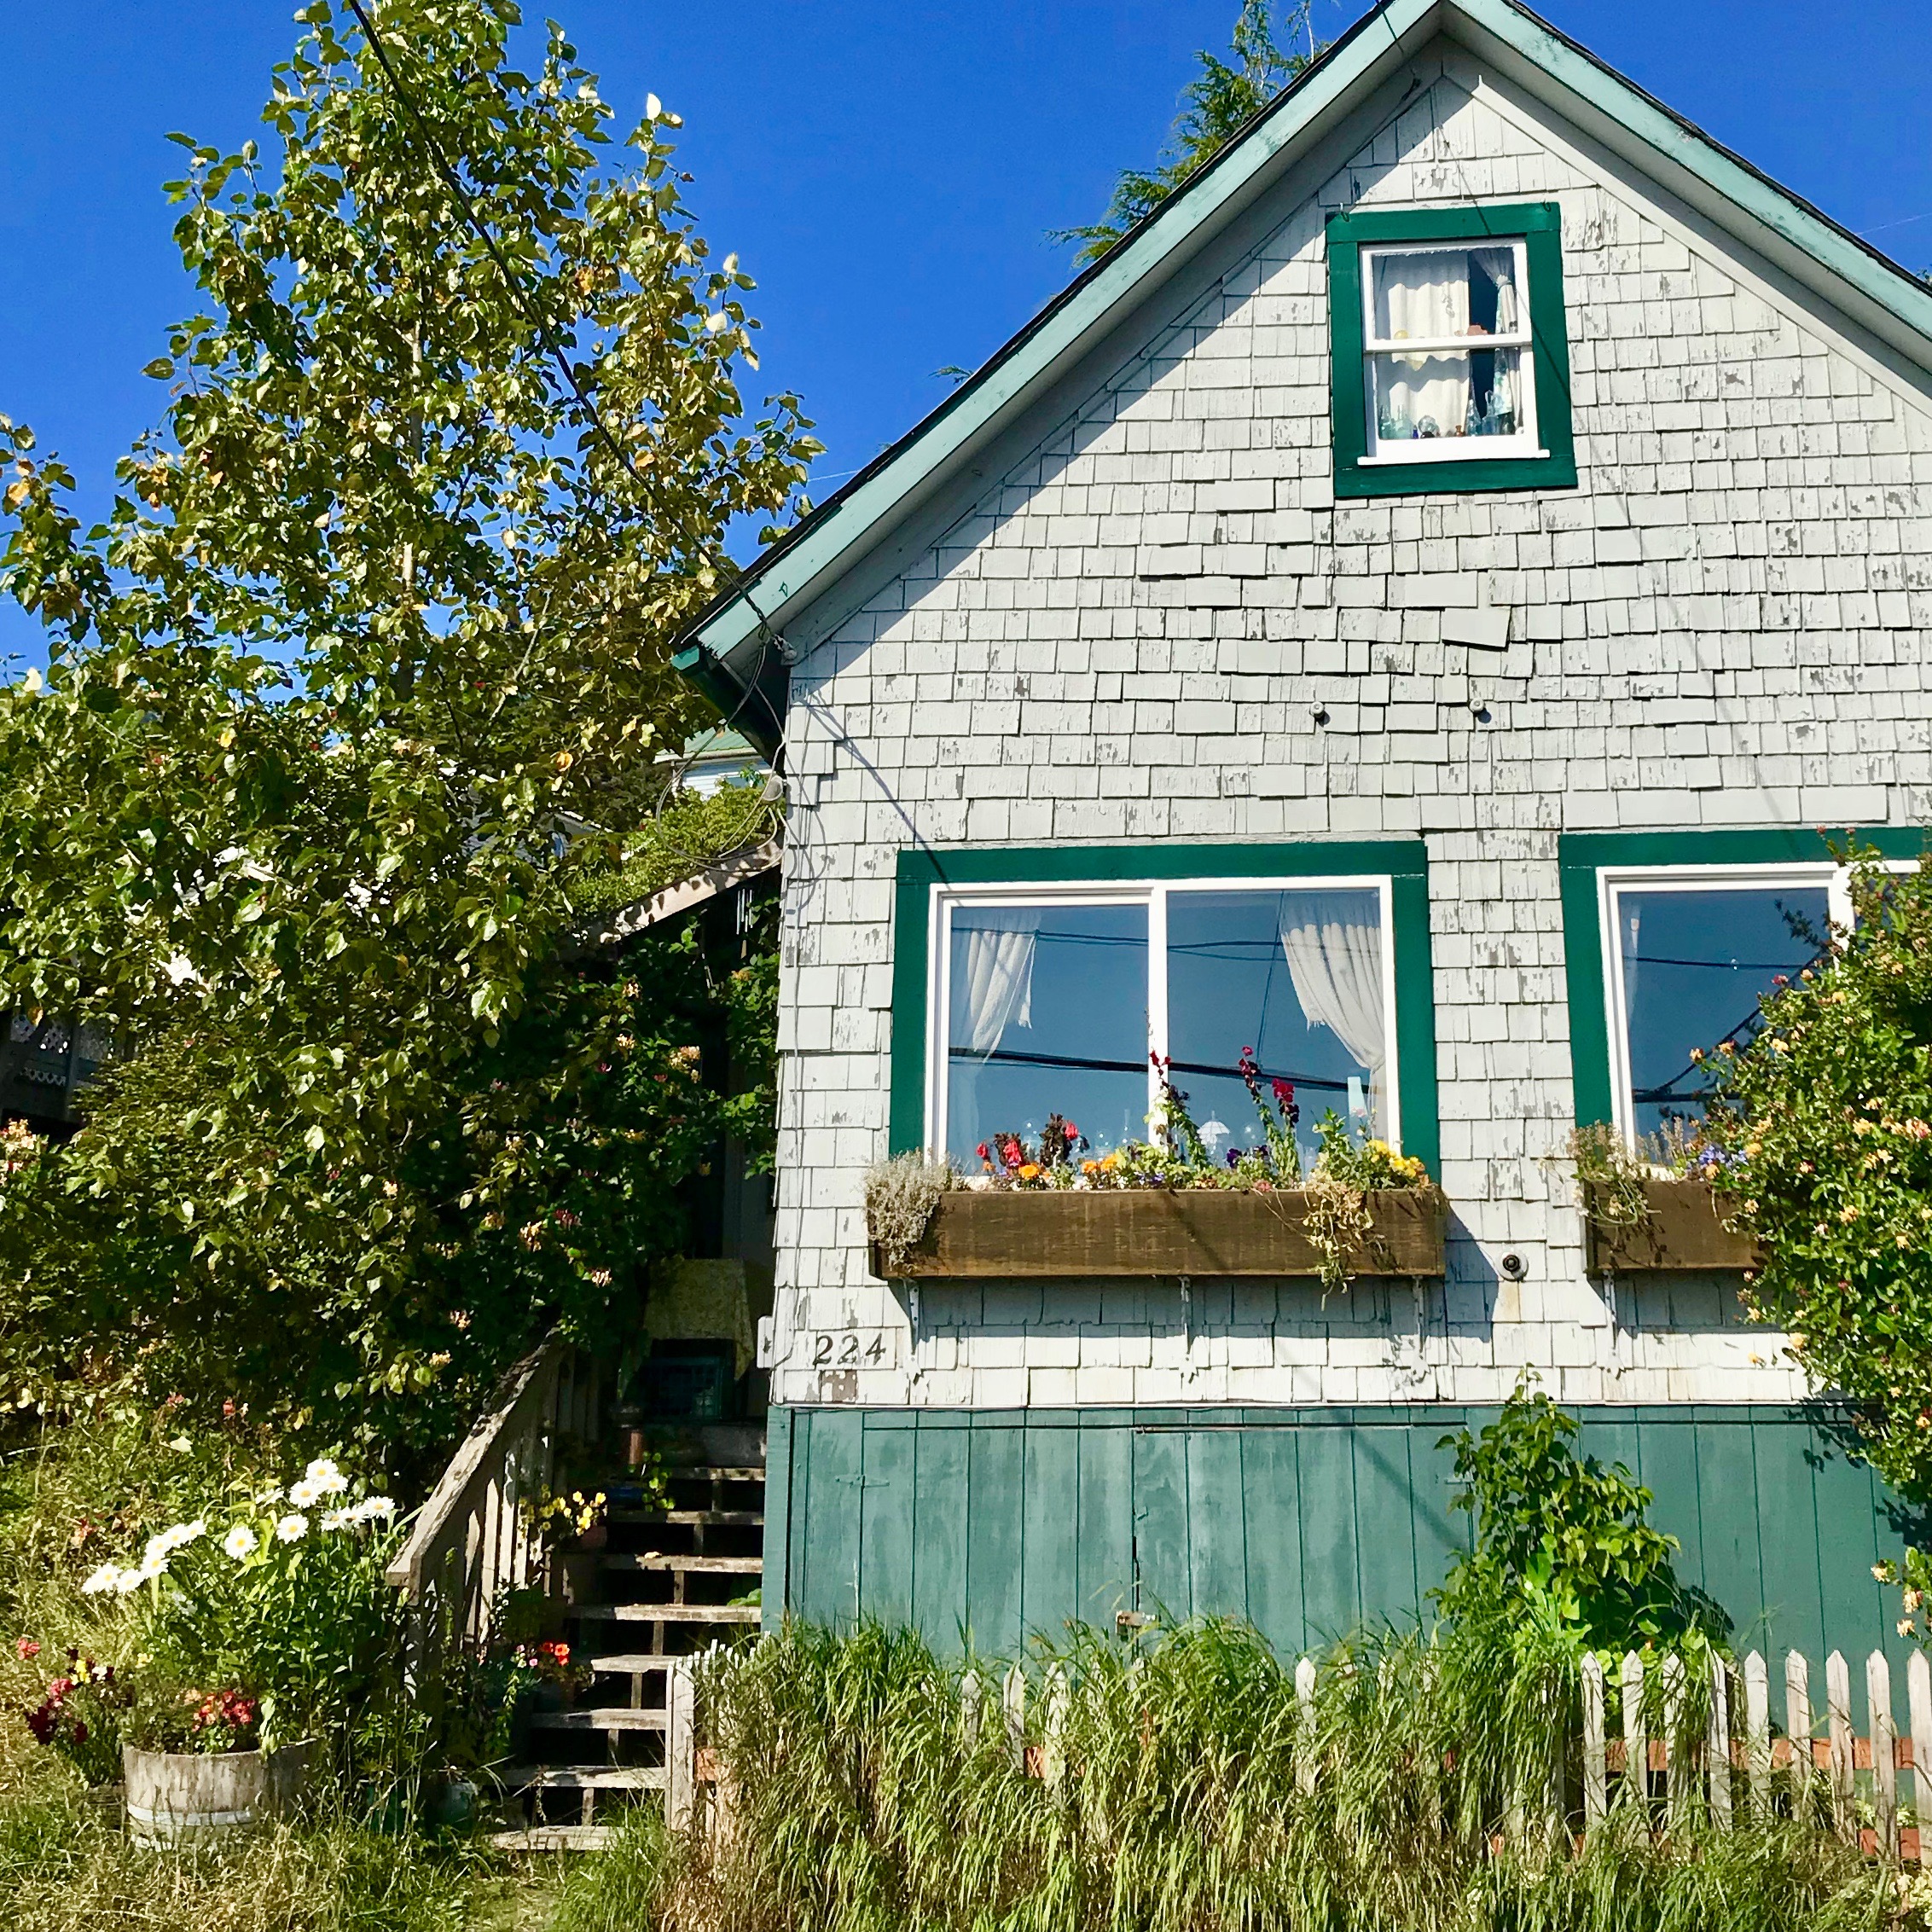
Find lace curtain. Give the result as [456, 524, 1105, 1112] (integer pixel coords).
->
[952, 910, 1040, 1058]
[1279, 893, 1386, 1128]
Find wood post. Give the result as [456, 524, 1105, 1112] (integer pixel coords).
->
[1580, 1652, 1607, 1830]
[666, 1656, 697, 1832]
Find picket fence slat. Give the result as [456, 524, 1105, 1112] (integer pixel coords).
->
[1870, 1652, 1899, 1856]
[1707, 1652, 1732, 1825]
[1828, 1651, 1856, 1842]
[1581, 1653, 1607, 1830]
[1913, 1652, 1932, 1829]
[1744, 1651, 1772, 1817]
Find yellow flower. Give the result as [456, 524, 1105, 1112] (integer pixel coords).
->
[1018, 1163, 1040, 1181]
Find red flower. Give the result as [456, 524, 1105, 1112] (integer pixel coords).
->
[976, 1143, 989, 1162]
[1272, 1078, 1294, 1106]
[15, 1639, 39, 1661]
[1062, 1122, 1078, 1140]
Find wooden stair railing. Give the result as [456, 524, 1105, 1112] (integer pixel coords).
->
[386, 1332, 600, 1657]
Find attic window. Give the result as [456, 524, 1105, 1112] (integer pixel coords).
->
[1328, 204, 1575, 499]
[1362, 241, 1535, 458]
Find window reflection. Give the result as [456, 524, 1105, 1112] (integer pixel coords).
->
[1168, 888, 1385, 1169]
[944, 902, 1148, 1163]
[1615, 883, 1829, 1140]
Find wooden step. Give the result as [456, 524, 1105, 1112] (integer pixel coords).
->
[664, 1465, 765, 1482]
[603, 1552, 763, 1575]
[524, 1705, 667, 1732]
[584, 1653, 679, 1676]
[502, 1764, 668, 1791]
[490, 1824, 614, 1853]
[609, 1507, 763, 1527]
[573, 1601, 761, 1625]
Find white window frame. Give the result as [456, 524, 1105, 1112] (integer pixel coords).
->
[1597, 862, 1853, 1151]
[925, 874, 1401, 1159]
[1359, 236, 1543, 466]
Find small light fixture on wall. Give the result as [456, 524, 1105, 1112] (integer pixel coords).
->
[1500, 1252, 1528, 1281]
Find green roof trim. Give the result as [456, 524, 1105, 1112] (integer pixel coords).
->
[676, 0, 1932, 712]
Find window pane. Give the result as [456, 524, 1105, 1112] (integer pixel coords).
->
[1167, 887, 1386, 1169]
[1616, 883, 1830, 1140]
[944, 902, 1148, 1163]
[1370, 246, 1521, 341]
[1371, 346, 1523, 442]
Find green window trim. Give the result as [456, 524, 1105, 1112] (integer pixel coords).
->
[1558, 826, 1925, 1130]
[1327, 201, 1576, 500]
[889, 840, 1441, 1176]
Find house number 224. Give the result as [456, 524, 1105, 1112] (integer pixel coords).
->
[809, 1333, 888, 1367]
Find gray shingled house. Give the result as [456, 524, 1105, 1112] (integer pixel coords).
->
[674, 0, 1932, 1660]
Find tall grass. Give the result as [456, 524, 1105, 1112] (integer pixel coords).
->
[0, 1779, 517, 1932]
[676, 1618, 1910, 1932]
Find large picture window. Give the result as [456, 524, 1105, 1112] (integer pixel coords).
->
[931, 878, 1400, 1169]
[1327, 202, 1575, 500]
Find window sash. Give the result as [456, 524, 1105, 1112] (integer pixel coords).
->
[1597, 862, 1850, 1150]
[1358, 237, 1540, 463]
[926, 875, 1401, 1159]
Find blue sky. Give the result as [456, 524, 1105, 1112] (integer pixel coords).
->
[3, 2, 1928, 664]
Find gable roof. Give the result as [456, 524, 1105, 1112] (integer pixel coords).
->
[676, 0, 1932, 747]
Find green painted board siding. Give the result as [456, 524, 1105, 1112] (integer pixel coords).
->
[764, 1406, 1916, 1664]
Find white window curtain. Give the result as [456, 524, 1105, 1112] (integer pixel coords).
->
[1279, 893, 1387, 1123]
[1375, 252, 1471, 437]
[953, 910, 1040, 1059]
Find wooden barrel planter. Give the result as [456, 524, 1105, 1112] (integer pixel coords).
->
[1582, 1178, 1761, 1273]
[123, 1740, 316, 1845]
[870, 1186, 1446, 1280]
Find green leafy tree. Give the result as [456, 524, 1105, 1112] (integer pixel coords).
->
[0, 0, 811, 1461]
[1058, 1, 1320, 266]
[1699, 846, 1932, 1500]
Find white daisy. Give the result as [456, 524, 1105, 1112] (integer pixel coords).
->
[320, 1508, 353, 1533]
[81, 1562, 125, 1596]
[351, 1494, 397, 1523]
[288, 1478, 322, 1508]
[275, 1512, 308, 1543]
[114, 1565, 149, 1595]
[301, 1458, 349, 1499]
[222, 1524, 259, 1561]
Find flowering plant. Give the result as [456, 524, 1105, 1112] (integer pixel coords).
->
[75, 1456, 405, 1752]
[17, 1646, 131, 1784]
[533, 1488, 608, 1544]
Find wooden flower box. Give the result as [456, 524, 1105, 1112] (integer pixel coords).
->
[869, 1186, 1446, 1281]
[1581, 1178, 1761, 1273]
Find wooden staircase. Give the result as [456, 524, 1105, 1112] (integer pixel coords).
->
[498, 1452, 765, 1848]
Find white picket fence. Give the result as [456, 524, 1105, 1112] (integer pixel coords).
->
[948, 1645, 1932, 1860]
[1579, 1646, 1932, 1857]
